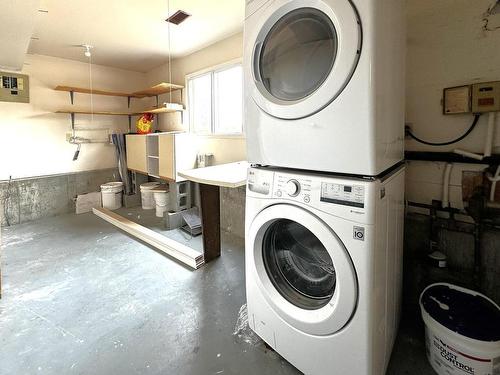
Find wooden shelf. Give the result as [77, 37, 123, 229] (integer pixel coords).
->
[131, 83, 183, 98]
[55, 86, 130, 98]
[54, 82, 184, 99]
[56, 110, 133, 116]
[142, 106, 183, 114]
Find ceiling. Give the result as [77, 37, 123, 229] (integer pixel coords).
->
[0, 0, 40, 70]
[27, 0, 245, 72]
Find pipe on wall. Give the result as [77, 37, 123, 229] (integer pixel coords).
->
[442, 163, 453, 208]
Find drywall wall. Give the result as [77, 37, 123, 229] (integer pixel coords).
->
[0, 54, 147, 181]
[145, 33, 246, 165]
[406, 0, 500, 206]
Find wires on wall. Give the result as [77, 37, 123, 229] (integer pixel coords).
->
[406, 114, 482, 146]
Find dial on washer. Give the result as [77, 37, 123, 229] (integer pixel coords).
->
[286, 179, 301, 197]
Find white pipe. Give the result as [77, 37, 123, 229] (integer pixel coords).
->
[453, 149, 484, 160]
[484, 112, 496, 157]
[488, 165, 500, 202]
[442, 163, 453, 208]
[454, 111, 497, 160]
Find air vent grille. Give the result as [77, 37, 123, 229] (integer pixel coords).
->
[166, 10, 191, 25]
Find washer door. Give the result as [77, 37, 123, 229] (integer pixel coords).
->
[250, 0, 361, 119]
[248, 204, 357, 336]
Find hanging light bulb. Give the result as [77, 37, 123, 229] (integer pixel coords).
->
[81, 44, 93, 57]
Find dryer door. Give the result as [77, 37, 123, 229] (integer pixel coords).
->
[249, 0, 361, 120]
[248, 204, 357, 336]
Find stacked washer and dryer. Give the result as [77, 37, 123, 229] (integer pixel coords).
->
[243, 0, 406, 374]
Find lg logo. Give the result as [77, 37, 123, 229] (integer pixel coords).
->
[353, 226, 365, 241]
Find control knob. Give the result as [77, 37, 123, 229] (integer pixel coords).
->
[286, 179, 301, 197]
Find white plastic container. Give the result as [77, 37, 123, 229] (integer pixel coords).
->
[153, 185, 169, 218]
[420, 283, 500, 375]
[100, 182, 124, 210]
[140, 182, 160, 210]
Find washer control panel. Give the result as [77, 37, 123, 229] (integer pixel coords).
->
[274, 174, 312, 203]
[320, 183, 365, 208]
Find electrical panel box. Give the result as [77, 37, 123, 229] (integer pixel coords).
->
[443, 85, 471, 114]
[472, 81, 500, 113]
[0, 71, 30, 103]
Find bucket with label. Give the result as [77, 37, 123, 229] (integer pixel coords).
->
[420, 283, 500, 375]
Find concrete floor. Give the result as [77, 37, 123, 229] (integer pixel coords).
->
[0, 213, 434, 375]
[115, 206, 204, 253]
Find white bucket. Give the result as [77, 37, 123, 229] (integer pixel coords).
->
[153, 187, 169, 218]
[101, 182, 124, 210]
[140, 182, 160, 210]
[420, 283, 500, 375]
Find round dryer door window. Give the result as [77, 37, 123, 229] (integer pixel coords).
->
[259, 8, 337, 102]
[250, 0, 361, 119]
[263, 219, 336, 310]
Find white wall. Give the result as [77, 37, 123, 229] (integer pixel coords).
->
[145, 33, 247, 165]
[406, 0, 500, 207]
[0, 54, 146, 181]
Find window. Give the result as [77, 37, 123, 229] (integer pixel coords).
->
[187, 63, 243, 135]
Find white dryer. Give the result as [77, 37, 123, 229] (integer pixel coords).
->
[243, 0, 406, 176]
[245, 165, 405, 375]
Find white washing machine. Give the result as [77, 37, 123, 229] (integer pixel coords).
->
[243, 0, 406, 176]
[245, 165, 405, 375]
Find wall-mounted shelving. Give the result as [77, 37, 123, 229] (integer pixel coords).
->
[55, 82, 185, 131]
[55, 82, 183, 107]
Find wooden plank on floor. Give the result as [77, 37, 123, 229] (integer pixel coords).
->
[93, 207, 204, 269]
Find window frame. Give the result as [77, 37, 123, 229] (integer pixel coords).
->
[186, 58, 244, 138]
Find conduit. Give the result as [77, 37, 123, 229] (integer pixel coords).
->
[488, 165, 500, 202]
[442, 163, 453, 208]
[454, 112, 497, 160]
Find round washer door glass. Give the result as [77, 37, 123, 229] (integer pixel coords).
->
[259, 7, 338, 102]
[263, 219, 336, 310]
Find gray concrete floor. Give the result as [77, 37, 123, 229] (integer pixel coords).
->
[0, 213, 434, 375]
[115, 206, 204, 253]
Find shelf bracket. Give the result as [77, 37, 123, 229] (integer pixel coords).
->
[127, 96, 131, 108]
[70, 91, 74, 105]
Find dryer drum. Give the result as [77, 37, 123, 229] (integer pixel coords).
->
[262, 219, 336, 310]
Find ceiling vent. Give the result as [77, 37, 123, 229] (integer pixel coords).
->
[166, 10, 191, 25]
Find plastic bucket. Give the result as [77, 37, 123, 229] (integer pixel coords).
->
[140, 182, 160, 209]
[420, 283, 500, 375]
[101, 182, 124, 210]
[153, 188, 169, 218]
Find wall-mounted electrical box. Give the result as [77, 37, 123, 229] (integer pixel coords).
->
[471, 81, 500, 113]
[0, 71, 30, 103]
[443, 85, 471, 114]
